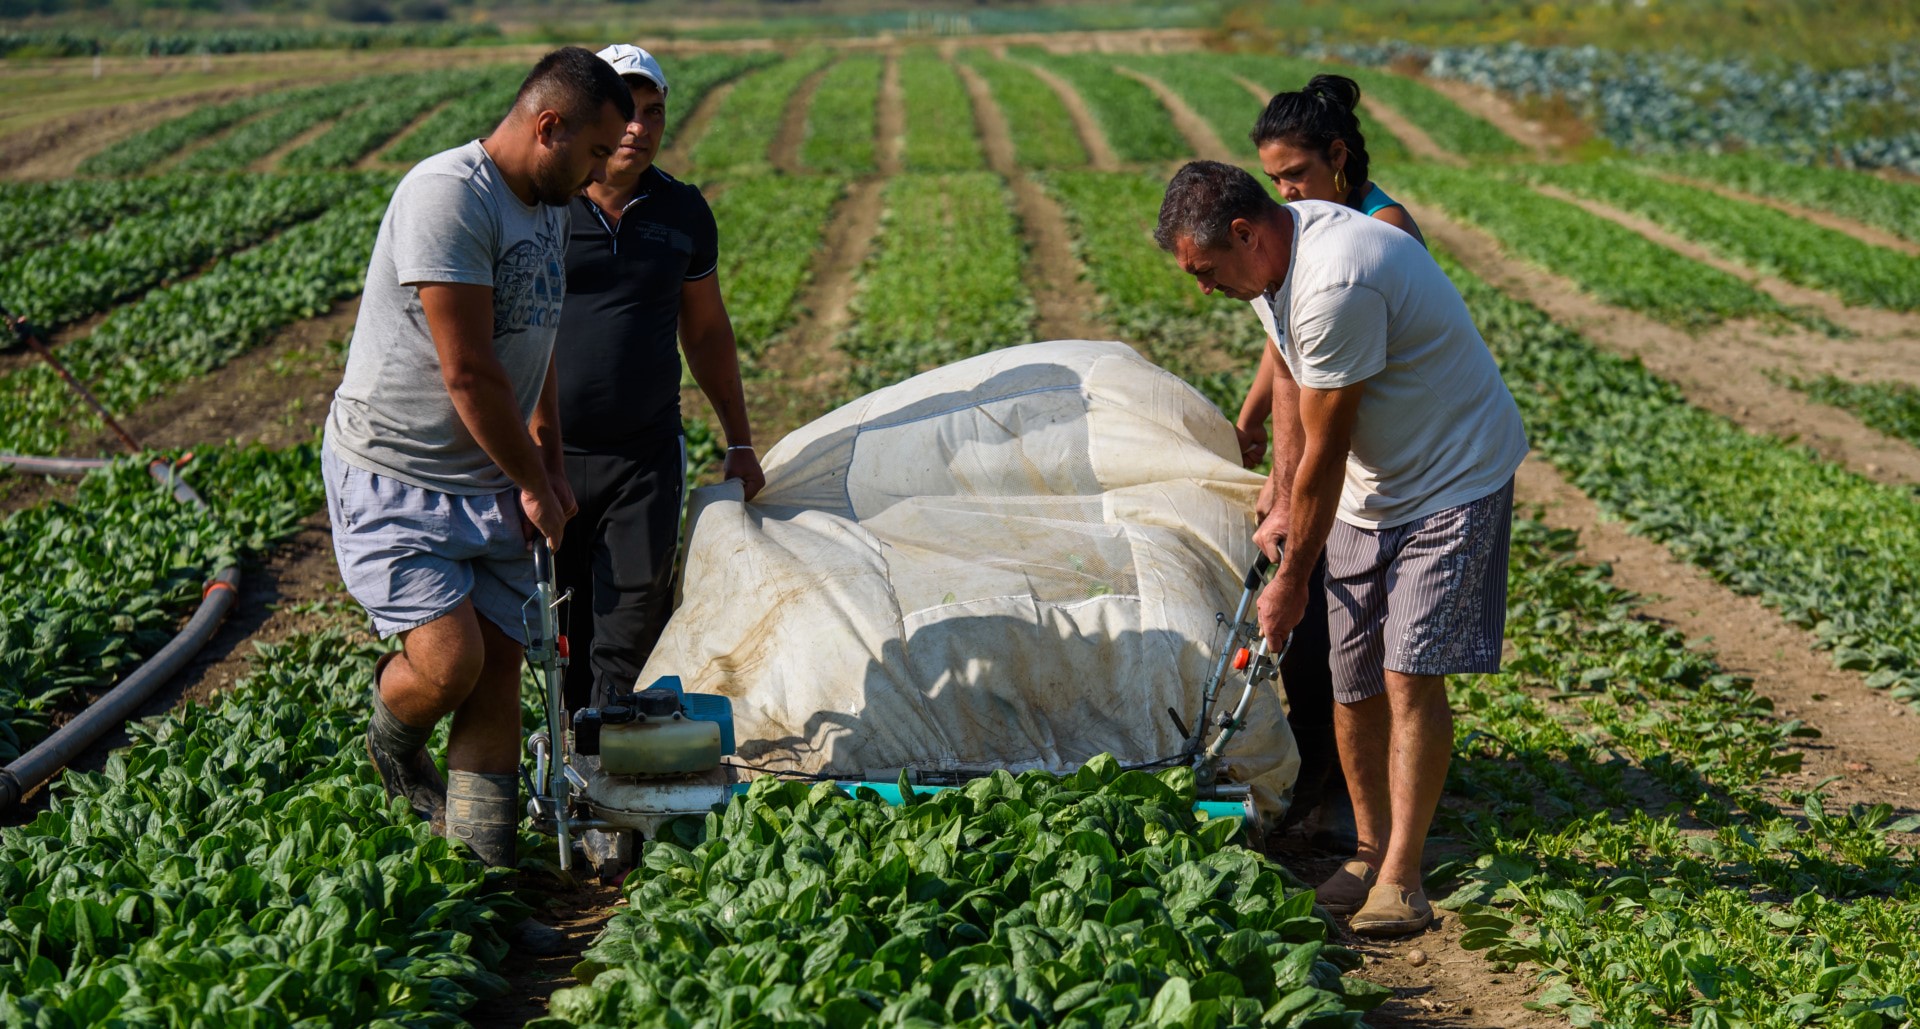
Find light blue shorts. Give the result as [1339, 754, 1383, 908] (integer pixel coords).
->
[322, 444, 536, 644]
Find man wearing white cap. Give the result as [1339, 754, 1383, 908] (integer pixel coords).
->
[552, 44, 764, 714]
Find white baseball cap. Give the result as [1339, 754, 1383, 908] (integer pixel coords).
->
[596, 44, 669, 95]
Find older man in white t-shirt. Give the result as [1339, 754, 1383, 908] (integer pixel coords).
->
[1155, 161, 1527, 936]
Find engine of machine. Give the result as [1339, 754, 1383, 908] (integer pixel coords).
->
[571, 675, 736, 777]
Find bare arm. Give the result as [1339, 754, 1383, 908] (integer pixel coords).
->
[680, 272, 764, 499]
[1236, 346, 1276, 468]
[1254, 346, 1303, 532]
[1258, 381, 1365, 641]
[1372, 204, 1426, 247]
[419, 282, 567, 545]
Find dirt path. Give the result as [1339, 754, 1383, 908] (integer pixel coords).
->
[249, 113, 344, 174]
[758, 178, 886, 437]
[469, 879, 624, 1028]
[1514, 458, 1920, 817]
[1649, 173, 1920, 259]
[771, 59, 837, 177]
[1414, 205, 1920, 488]
[359, 97, 452, 170]
[956, 60, 1107, 344]
[664, 78, 738, 165]
[1358, 98, 1467, 169]
[1114, 66, 1234, 163]
[877, 52, 905, 176]
[1414, 77, 1557, 159]
[1014, 58, 1122, 172]
[1531, 182, 1920, 350]
[0, 82, 289, 179]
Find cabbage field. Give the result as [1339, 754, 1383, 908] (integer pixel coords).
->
[0, 28, 1917, 1029]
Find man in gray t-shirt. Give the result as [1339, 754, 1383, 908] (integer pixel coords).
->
[321, 48, 631, 887]
[1157, 162, 1526, 939]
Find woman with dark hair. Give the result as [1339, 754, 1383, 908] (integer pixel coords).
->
[1233, 74, 1425, 848]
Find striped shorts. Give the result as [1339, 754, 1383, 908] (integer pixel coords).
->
[1324, 479, 1514, 703]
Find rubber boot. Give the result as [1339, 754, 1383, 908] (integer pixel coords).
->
[366, 653, 446, 833]
[444, 771, 568, 957]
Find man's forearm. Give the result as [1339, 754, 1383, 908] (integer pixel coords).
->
[1277, 438, 1344, 588]
[1268, 362, 1306, 505]
[529, 357, 565, 473]
[447, 370, 551, 496]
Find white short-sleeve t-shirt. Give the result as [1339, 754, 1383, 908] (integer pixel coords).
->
[1251, 200, 1527, 529]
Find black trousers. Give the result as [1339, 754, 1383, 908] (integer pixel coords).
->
[556, 435, 685, 712]
[1279, 555, 1334, 728]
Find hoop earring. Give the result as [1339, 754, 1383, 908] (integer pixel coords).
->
[1333, 167, 1349, 198]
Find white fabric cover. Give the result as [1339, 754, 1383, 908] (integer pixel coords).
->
[641, 340, 1299, 814]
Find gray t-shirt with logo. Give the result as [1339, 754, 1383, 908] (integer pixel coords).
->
[326, 141, 567, 495]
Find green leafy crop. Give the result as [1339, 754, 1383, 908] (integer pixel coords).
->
[541, 760, 1388, 1029]
[953, 52, 1089, 170]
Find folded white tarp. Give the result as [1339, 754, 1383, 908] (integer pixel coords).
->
[641, 340, 1300, 815]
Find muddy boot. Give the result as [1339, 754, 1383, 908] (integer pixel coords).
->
[365, 653, 446, 833]
[445, 771, 569, 956]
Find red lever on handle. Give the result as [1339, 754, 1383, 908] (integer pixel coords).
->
[1232, 647, 1250, 671]
[557, 635, 570, 659]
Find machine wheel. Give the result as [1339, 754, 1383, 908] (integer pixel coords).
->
[582, 828, 636, 884]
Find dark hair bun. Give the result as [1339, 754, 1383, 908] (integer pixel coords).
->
[1305, 74, 1362, 114]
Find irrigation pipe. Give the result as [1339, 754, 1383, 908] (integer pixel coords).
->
[0, 450, 241, 811]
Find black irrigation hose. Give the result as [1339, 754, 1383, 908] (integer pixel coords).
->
[0, 454, 240, 812]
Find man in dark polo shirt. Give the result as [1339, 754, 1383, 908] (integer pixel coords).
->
[555, 44, 764, 711]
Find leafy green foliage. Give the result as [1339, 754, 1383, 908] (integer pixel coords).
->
[1439, 244, 1920, 709]
[954, 51, 1088, 170]
[540, 760, 1387, 1029]
[0, 444, 325, 761]
[383, 65, 525, 164]
[76, 89, 289, 177]
[0, 623, 526, 1025]
[841, 173, 1033, 396]
[1647, 152, 1920, 245]
[711, 176, 846, 365]
[689, 51, 835, 176]
[1340, 68, 1526, 159]
[1392, 163, 1805, 331]
[1785, 374, 1920, 448]
[1523, 162, 1920, 311]
[900, 51, 987, 172]
[803, 55, 883, 175]
[0, 175, 394, 455]
[1109, 53, 1266, 162]
[0, 178, 197, 264]
[656, 53, 788, 153]
[280, 69, 490, 171]
[173, 79, 403, 174]
[0, 172, 364, 327]
[1437, 519, 1920, 1029]
[1013, 49, 1187, 165]
[1043, 171, 1263, 414]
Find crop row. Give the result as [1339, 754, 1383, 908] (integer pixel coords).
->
[540, 762, 1387, 1028]
[1110, 53, 1264, 163]
[954, 52, 1088, 170]
[1011, 49, 1187, 165]
[1319, 40, 1920, 174]
[381, 66, 526, 164]
[709, 175, 847, 366]
[1042, 171, 1262, 415]
[0, 172, 366, 328]
[76, 89, 289, 177]
[1440, 243, 1920, 709]
[1646, 152, 1920, 246]
[1436, 516, 1918, 1028]
[688, 51, 835, 175]
[840, 173, 1033, 397]
[802, 55, 882, 175]
[1, 22, 498, 58]
[176, 78, 403, 174]
[1390, 162, 1808, 332]
[1335, 66, 1525, 159]
[0, 446, 322, 762]
[899, 51, 986, 172]
[280, 68, 493, 172]
[0, 177, 394, 455]
[0, 178, 197, 264]
[1520, 162, 1920, 312]
[1786, 375, 1920, 450]
[0, 596, 528, 1025]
